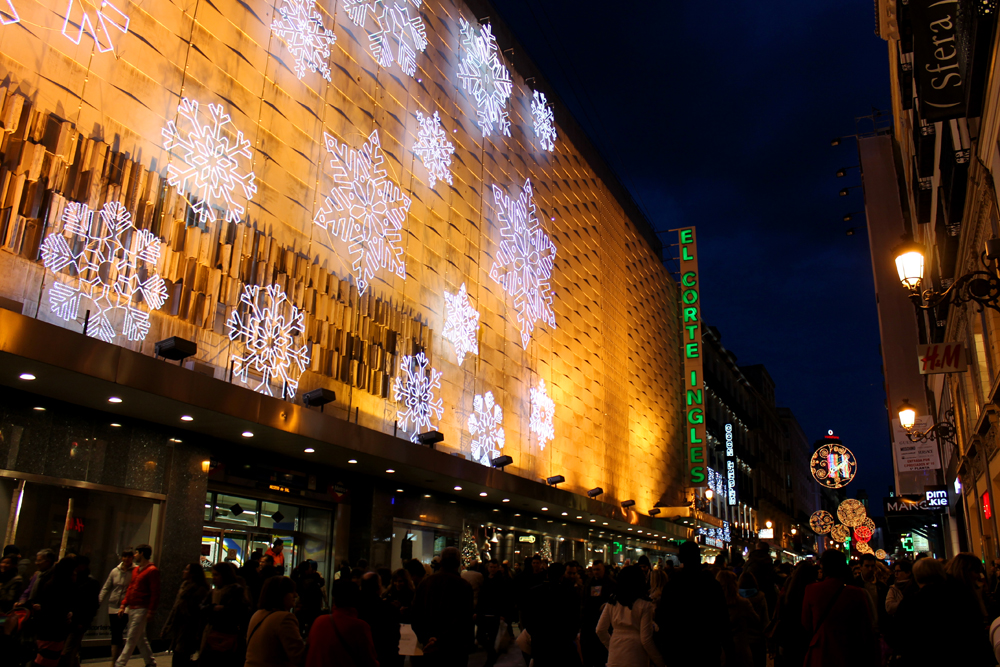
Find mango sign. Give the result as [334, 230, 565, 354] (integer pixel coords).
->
[678, 227, 706, 486]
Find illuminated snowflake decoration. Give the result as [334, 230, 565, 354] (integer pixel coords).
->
[413, 110, 454, 188]
[531, 90, 556, 152]
[442, 283, 479, 365]
[271, 0, 336, 81]
[489, 178, 557, 348]
[392, 352, 444, 443]
[1, 0, 18, 25]
[162, 98, 257, 228]
[40, 201, 168, 342]
[457, 17, 513, 137]
[529, 379, 555, 450]
[314, 129, 409, 295]
[226, 284, 310, 399]
[62, 0, 129, 54]
[469, 390, 504, 466]
[345, 0, 427, 77]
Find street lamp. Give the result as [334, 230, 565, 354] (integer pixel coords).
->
[898, 399, 917, 430]
[897, 401, 957, 448]
[893, 239, 1000, 315]
[766, 520, 773, 529]
[705, 489, 714, 501]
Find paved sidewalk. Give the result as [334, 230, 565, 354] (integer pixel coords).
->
[82, 646, 527, 666]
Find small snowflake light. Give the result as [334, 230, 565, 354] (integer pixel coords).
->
[853, 526, 873, 543]
[809, 510, 835, 535]
[61, 0, 129, 54]
[457, 17, 513, 137]
[489, 178, 557, 348]
[531, 90, 556, 152]
[837, 499, 867, 527]
[345, 0, 427, 77]
[271, 0, 336, 81]
[392, 351, 444, 443]
[162, 98, 257, 228]
[413, 110, 455, 188]
[469, 390, 504, 466]
[226, 283, 310, 399]
[314, 129, 408, 295]
[40, 201, 168, 342]
[442, 283, 479, 365]
[529, 379, 555, 450]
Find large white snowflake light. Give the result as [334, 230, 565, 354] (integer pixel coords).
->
[271, 0, 337, 81]
[529, 379, 555, 450]
[442, 282, 479, 365]
[344, 0, 427, 77]
[226, 283, 310, 399]
[314, 129, 409, 295]
[40, 201, 168, 343]
[457, 18, 513, 138]
[469, 390, 505, 466]
[531, 90, 557, 152]
[62, 0, 128, 54]
[489, 178, 557, 348]
[392, 352, 444, 443]
[162, 98, 257, 227]
[413, 110, 454, 189]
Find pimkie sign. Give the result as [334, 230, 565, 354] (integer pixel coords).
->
[678, 227, 706, 487]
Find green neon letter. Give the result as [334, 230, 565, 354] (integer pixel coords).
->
[686, 324, 699, 341]
[683, 307, 697, 322]
[681, 271, 697, 287]
[690, 446, 704, 463]
[683, 289, 698, 305]
[686, 342, 700, 358]
[686, 389, 703, 406]
[688, 408, 704, 425]
[689, 428, 703, 444]
[679, 229, 694, 244]
[690, 467, 706, 484]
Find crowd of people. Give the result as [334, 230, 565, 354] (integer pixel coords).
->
[0, 537, 998, 666]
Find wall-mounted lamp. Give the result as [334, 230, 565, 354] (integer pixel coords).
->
[201, 460, 211, 473]
[546, 475, 565, 487]
[648, 508, 661, 516]
[893, 237, 1000, 315]
[622, 499, 636, 508]
[587, 487, 604, 498]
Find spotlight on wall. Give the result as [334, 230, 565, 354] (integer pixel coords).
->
[622, 499, 636, 508]
[587, 487, 604, 498]
[416, 430, 444, 448]
[155, 336, 197, 362]
[546, 475, 565, 487]
[303, 387, 336, 411]
[648, 508, 661, 516]
[491, 455, 514, 470]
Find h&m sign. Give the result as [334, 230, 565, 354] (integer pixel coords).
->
[918, 342, 967, 374]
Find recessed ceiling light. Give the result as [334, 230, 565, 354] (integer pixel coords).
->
[514, 513, 521, 517]
[169, 438, 182, 443]
[603, 522, 608, 525]
[502, 498, 510, 503]
[492, 508, 499, 512]
[181, 415, 194, 422]
[348, 459, 358, 464]
[590, 519, 596, 522]
[304, 448, 315, 453]
[449, 500, 456, 504]
[110, 423, 121, 428]
[19, 373, 36, 380]
[423, 494, 432, 498]
[628, 528, 633, 531]
[33, 407, 45, 411]
[541, 507, 548, 511]
[479, 492, 487, 497]
[241, 431, 253, 437]
[561, 512, 568, 516]
[454, 485, 462, 491]
[108, 397, 122, 404]
[396, 489, 404, 493]
[386, 469, 396, 474]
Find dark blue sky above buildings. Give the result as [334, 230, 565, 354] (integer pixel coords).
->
[492, 0, 894, 504]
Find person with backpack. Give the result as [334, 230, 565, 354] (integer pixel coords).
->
[801, 550, 878, 667]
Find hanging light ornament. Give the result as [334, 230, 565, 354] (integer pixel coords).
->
[875, 549, 887, 560]
[862, 517, 876, 533]
[810, 442, 858, 489]
[837, 499, 867, 527]
[809, 510, 835, 534]
[831, 524, 851, 542]
[854, 525, 873, 543]
[857, 541, 874, 555]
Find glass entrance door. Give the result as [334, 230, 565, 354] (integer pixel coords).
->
[201, 527, 297, 572]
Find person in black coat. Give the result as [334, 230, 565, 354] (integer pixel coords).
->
[477, 559, 515, 667]
[358, 571, 402, 667]
[62, 556, 101, 666]
[411, 547, 475, 666]
[580, 560, 616, 667]
[522, 562, 582, 667]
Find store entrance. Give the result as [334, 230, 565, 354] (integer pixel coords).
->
[201, 527, 297, 572]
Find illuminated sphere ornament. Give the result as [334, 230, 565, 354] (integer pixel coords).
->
[862, 517, 876, 533]
[837, 499, 867, 527]
[809, 510, 835, 535]
[857, 541, 874, 555]
[853, 526, 873, 543]
[875, 549, 887, 560]
[811, 443, 858, 489]
[830, 524, 850, 543]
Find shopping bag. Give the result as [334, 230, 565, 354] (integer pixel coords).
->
[515, 627, 531, 654]
[399, 623, 424, 656]
[495, 621, 512, 652]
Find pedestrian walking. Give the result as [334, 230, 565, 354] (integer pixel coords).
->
[61, 556, 101, 667]
[265, 539, 287, 576]
[115, 544, 160, 667]
[595, 565, 663, 667]
[800, 549, 877, 667]
[522, 562, 582, 667]
[580, 559, 615, 667]
[383, 568, 415, 623]
[358, 571, 401, 667]
[858, 553, 888, 633]
[199, 561, 251, 667]
[305, 579, 379, 667]
[162, 563, 209, 667]
[717, 569, 761, 667]
[0, 554, 25, 613]
[98, 550, 135, 667]
[411, 546, 475, 667]
[291, 560, 325, 636]
[745, 541, 777, 622]
[245, 575, 305, 667]
[768, 561, 817, 667]
[27, 556, 76, 667]
[16, 548, 57, 607]
[476, 559, 515, 667]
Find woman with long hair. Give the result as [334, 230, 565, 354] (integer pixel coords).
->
[162, 563, 208, 667]
[717, 569, 760, 667]
[200, 562, 250, 667]
[245, 576, 305, 667]
[769, 561, 817, 667]
[595, 565, 663, 667]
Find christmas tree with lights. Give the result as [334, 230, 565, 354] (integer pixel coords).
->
[460, 526, 478, 567]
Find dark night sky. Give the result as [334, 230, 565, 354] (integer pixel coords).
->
[491, 0, 895, 507]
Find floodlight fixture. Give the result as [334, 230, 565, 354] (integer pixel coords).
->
[491, 455, 513, 470]
[622, 499, 636, 508]
[587, 487, 604, 498]
[303, 388, 336, 410]
[416, 430, 444, 447]
[546, 475, 565, 486]
[155, 336, 197, 362]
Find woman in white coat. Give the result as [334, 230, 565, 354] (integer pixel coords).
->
[595, 565, 664, 667]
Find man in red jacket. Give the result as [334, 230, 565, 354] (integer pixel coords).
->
[115, 544, 160, 667]
[801, 549, 878, 667]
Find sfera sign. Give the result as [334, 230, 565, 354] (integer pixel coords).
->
[677, 227, 707, 487]
[911, 0, 967, 122]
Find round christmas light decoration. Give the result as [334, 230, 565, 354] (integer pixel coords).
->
[457, 17, 513, 137]
[468, 390, 505, 466]
[837, 499, 867, 527]
[226, 283, 310, 399]
[392, 352, 444, 443]
[40, 201, 168, 342]
[810, 442, 858, 489]
[856, 541, 874, 555]
[862, 517, 876, 533]
[809, 510, 835, 535]
[830, 524, 850, 543]
[875, 549, 887, 560]
[853, 525, 873, 543]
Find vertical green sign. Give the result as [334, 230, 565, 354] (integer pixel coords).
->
[678, 227, 706, 487]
